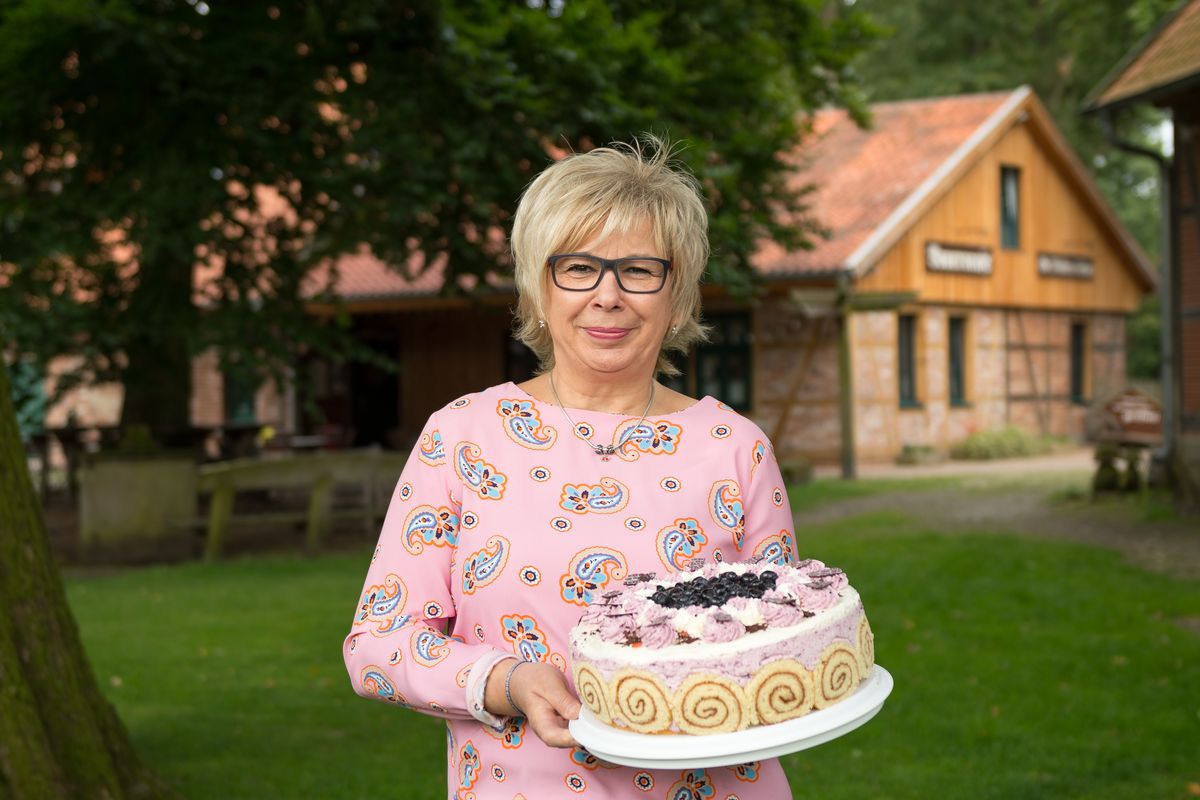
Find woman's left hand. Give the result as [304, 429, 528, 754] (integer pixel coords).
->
[488, 659, 581, 748]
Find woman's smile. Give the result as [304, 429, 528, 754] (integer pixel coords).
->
[583, 326, 632, 340]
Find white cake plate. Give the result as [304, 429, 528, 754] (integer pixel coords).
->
[568, 665, 893, 769]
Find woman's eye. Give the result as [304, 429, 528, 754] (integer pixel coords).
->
[622, 267, 652, 277]
[565, 263, 598, 274]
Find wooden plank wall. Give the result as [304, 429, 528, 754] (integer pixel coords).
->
[858, 120, 1146, 314]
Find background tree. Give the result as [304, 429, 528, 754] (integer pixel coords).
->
[0, 352, 180, 798]
[0, 0, 874, 443]
[0, 1, 875, 790]
[850, 0, 1176, 380]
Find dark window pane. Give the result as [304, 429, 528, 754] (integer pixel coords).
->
[898, 314, 918, 407]
[1001, 166, 1020, 250]
[949, 317, 965, 406]
[1070, 323, 1086, 403]
[694, 312, 752, 411]
[224, 370, 257, 426]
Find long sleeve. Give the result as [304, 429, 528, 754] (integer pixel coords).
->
[342, 410, 508, 721]
[739, 435, 799, 567]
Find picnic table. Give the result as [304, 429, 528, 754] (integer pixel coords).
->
[196, 447, 407, 561]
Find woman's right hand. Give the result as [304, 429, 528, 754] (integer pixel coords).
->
[486, 659, 581, 748]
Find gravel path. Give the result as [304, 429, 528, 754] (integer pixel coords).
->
[796, 461, 1200, 580]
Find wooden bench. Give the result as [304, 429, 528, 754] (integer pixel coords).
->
[196, 448, 408, 561]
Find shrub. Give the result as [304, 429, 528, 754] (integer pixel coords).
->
[949, 425, 1071, 460]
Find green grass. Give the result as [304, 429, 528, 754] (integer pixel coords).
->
[66, 510, 1200, 799]
[787, 476, 962, 513]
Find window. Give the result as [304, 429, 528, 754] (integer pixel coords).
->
[898, 314, 919, 408]
[948, 316, 967, 407]
[695, 313, 753, 411]
[224, 368, 257, 426]
[1070, 322, 1087, 404]
[1000, 166, 1020, 250]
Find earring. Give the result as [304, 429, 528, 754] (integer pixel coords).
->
[538, 319, 546, 329]
[670, 324, 678, 336]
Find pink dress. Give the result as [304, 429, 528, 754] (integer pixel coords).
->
[343, 382, 798, 799]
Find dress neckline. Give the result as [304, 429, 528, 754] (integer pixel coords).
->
[502, 381, 714, 418]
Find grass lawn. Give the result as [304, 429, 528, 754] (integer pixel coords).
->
[66, 485, 1200, 799]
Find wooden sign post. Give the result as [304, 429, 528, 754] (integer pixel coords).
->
[1088, 388, 1163, 494]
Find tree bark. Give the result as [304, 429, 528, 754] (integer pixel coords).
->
[0, 355, 181, 799]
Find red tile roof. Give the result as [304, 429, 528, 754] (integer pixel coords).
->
[753, 91, 1014, 277]
[1088, 0, 1200, 110]
[310, 87, 1151, 302]
[304, 247, 450, 301]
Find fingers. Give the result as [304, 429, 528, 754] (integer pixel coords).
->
[510, 663, 581, 748]
[526, 700, 578, 748]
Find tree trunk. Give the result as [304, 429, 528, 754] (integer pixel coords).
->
[119, 329, 194, 445]
[0, 355, 181, 799]
[117, 245, 196, 446]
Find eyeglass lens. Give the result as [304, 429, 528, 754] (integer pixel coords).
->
[551, 255, 667, 292]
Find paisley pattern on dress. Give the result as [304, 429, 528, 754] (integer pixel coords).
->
[411, 626, 452, 667]
[611, 419, 682, 461]
[570, 747, 620, 771]
[564, 773, 587, 793]
[559, 477, 630, 514]
[497, 399, 559, 450]
[356, 574, 409, 636]
[360, 666, 408, 705]
[559, 547, 628, 606]
[454, 442, 508, 500]
[633, 771, 655, 791]
[461, 535, 510, 595]
[401, 505, 460, 554]
[500, 614, 551, 663]
[749, 441, 767, 481]
[483, 715, 526, 749]
[751, 530, 796, 566]
[667, 768, 716, 800]
[730, 761, 760, 782]
[656, 518, 708, 571]
[708, 480, 746, 551]
[456, 741, 480, 799]
[418, 430, 445, 466]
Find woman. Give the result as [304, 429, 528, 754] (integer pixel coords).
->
[343, 140, 797, 798]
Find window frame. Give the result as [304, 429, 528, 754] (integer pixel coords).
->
[1069, 321, 1089, 405]
[1000, 165, 1021, 251]
[948, 315, 969, 408]
[667, 311, 754, 412]
[898, 312, 921, 409]
[223, 368, 258, 426]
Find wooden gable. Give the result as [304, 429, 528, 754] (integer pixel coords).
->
[856, 94, 1152, 313]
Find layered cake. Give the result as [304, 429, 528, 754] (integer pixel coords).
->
[568, 558, 874, 735]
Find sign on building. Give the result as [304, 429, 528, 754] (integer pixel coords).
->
[924, 242, 993, 276]
[1037, 252, 1094, 279]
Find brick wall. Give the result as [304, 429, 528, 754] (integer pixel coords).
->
[750, 296, 843, 463]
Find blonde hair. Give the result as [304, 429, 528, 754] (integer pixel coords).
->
[510, 136, 710, 376]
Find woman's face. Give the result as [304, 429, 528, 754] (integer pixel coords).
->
[542, 218, 674, 381]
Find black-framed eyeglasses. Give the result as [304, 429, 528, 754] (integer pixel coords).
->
[547, 253, 672, 294]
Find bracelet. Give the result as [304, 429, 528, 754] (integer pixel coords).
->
[503, 659, 526, 716]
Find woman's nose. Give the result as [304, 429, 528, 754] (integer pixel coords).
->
[590, 268, 625, 307]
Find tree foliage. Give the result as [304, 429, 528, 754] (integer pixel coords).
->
[848, 0, 1176, 380]
[0, 0, 874, 438]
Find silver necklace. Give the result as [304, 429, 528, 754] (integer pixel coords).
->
[549, 371, 655, 459]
